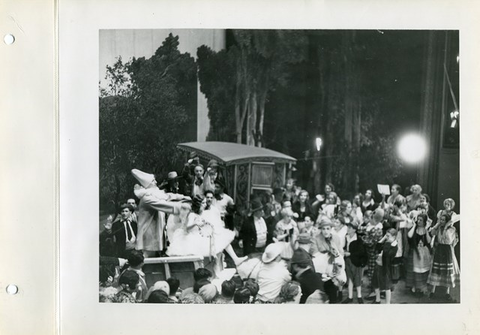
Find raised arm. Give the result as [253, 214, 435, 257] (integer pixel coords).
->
[143, 194, 182, 215]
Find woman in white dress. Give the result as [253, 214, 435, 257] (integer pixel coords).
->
[167, 195, 247, 266]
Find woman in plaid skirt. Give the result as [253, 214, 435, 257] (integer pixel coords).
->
[361, 209, 384, 281]
[427, 212, 459, 301]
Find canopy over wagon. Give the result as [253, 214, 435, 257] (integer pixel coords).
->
[177, 141, 296, 209]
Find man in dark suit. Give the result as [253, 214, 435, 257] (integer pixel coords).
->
[239, 199, 271, 257]
[104, 204, 138, 259]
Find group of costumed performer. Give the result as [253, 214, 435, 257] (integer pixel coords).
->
[131, 168, 246, 275]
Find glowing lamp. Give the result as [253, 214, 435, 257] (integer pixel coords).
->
[398, 134, 427, 163]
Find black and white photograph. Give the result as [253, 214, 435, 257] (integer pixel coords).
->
[98, 29, 460, 305]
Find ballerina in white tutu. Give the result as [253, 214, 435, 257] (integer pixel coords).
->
[167, 195, 247, 268]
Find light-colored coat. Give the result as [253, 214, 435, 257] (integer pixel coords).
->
[134, 185, 186, 252]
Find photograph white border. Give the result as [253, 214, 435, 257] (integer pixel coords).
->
[59, 1, 480, 334]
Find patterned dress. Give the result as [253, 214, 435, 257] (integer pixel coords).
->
[361, 223, 384, 281]
[405, 229, 432, 291]
[427, 225, 459, 288]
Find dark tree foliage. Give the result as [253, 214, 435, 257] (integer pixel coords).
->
[197, 30, 307, 146]
[99, 34, 197, 211]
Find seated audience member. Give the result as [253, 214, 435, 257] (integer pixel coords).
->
[214, 279, 236, 304]
[114, 270, 140, 303]
[146, 290, 171, 303]
[145, 281, 170, 302]
[167, 277, 180, 303]
[121, 250, 147, 302]
[274, 282, 302, 304]
[243, 278, 260, 303]
[239, 199, 269, 256]
[234, 287, 252, 304]
[256, 243, 292, 303]
[199, 283, 218, 303]
[180, 293, 205, 304]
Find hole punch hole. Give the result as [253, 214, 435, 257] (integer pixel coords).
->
[6, 284, 18, 295]
[4, 34, 15, 45]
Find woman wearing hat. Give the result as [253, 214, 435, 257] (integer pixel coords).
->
[167, 194, 247, 272]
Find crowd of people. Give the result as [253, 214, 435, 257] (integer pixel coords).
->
[99, 153, 460, 304]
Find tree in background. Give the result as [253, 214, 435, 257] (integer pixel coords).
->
[99, 34, 197, 212]
[197, 30, 307, 146]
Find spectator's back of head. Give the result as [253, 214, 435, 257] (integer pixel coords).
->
[128, 250, 144, 268]
[199, 284, 218, 303]
[243, 279, 259, 299]
[181, 293, 205, 304]
[221, 279, 236, 299]
[147, 290, 170, 303]
[193, 278, 210, 293]
[119, 270, 139, 290]
[167, 277, 180, 296]
[233, 287, 251, 304]
[194, 268, 212, 282]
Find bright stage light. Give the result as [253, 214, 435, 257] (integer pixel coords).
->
[398, 134, 427, 163]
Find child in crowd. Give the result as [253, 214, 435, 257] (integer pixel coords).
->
[343, 221, 368, 304]
[371, 228, 398, 304]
